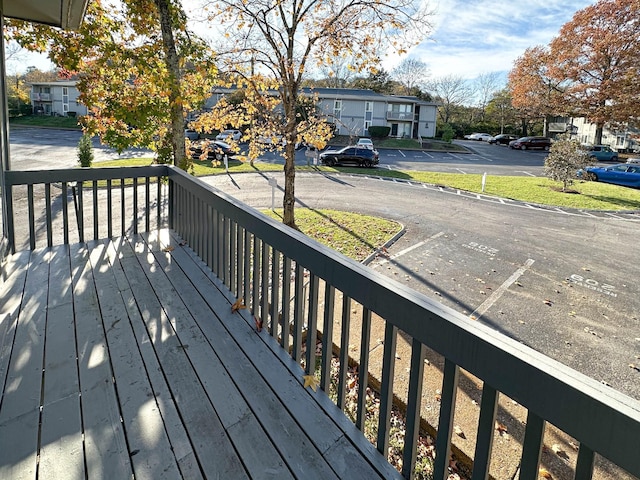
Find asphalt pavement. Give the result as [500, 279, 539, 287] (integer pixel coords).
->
[201, 170, 640, 403]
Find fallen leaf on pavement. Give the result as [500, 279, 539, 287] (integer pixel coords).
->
[453, 425, 466, 438]
[539, 468, 553, 479]
[551, 443, 570, 460]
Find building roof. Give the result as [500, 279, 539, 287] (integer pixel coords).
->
[3, 0, 89, 30]
[301, 87, 386, 101]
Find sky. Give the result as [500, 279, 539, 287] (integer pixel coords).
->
[9, 0, 598, 86]
[385, 0, 597, 83]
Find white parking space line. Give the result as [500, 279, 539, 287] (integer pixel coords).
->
[373, 232, 445, 268]
[470, 258, 535, 321]
[398, 150, 407, 157]
[455, 168, 467, 174]
[516, 171, 537, 177]
[421, 152, 434, 158]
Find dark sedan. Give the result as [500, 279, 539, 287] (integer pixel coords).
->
[319, 146, 379, 168]
[579, 164, 640, 188]
[189, 140, 234, 161]
[509, 136, 552, 150]
[489, 134, 518, 145]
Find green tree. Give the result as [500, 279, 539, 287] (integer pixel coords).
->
[77, 133, 94, 168]
[544, 134, 593, 192]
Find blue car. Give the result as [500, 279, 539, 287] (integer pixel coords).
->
[580, 164, 640, 188]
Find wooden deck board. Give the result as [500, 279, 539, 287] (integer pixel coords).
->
[0, 230, 399, 480]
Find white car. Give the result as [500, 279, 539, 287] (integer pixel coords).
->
[356, 138, 374, 150]
[216, 129, 242, 141]
[465, 132, 492, 141]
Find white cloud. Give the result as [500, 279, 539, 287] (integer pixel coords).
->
[384, 0, 596, 81]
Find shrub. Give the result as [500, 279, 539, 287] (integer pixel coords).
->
[440, 123, 455, 143]
[544, 134, 593, 191]
[67, 111, 77, 117]
[367, 126, 390, 138]
[77, 133, 94, 168]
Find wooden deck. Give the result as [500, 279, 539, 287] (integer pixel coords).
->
[0, 229, 400, 480]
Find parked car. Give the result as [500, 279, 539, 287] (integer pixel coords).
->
[185, 129, 200, 141]
[356, 138, 374, 150]
[508, 136, 552, 150]
[489, 134, 518, 145]
[216, 129, 242, 141]
[464, 132, 491, 141]
[189, 140, 235, 160]
[626, 157, 640, 164]
[319, 146, 379, 167]
[584, 145, 618, 162]
[578, 164, 640, 188]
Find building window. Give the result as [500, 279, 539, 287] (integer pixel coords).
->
[62, 87, 69, 113]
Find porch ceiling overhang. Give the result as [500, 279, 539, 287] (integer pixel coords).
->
[3, 0, 89, 30]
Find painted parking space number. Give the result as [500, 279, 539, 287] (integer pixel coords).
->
[569, 274, 617, 297]
[463, 241, 498, 256]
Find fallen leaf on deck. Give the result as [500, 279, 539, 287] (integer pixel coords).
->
[162, 245, 175, 252]
[254, 315, 263, 332]
[231, 298, 246, 313]
[178, 241, 186, 246]
[551, 444, 570, 460]
[539, 467, 553, 479]
[495, 422, 508, 435]
[303, 374, 319, 392]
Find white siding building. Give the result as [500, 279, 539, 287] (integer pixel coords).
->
[29, 81, 88, 117]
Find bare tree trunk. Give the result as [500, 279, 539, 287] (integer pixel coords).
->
[155, 0, 186, 168]
[283, 140, 297, 228]
[595, 124, 604, 145]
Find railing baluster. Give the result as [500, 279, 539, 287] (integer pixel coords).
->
[120, 178, 125, 235]
[27, 184, 35, 250]
[243, 230, 251, 307]
[520, 411, 546, 480]
[223, 216, 230, 287]
[229, 220, 237, 294]
[471, 384, 499, 480]
[337, 295, 351, 411]
[252, 237, 261, 315]
[76, 181, 84, 243]
[320, 284, 335, 392]
[212, 207, 219, 275]
[261, 242, 270, 326]
[281, 256, 292, 350]
[356, 307, 372, 431]
[92, 180, 99, 240]
[62, 182, 69, 244]
[145, 177, 150, 232]
[132, 177, 138, 235]
[433, 359, 460, 480]
[402, 339, 426, 479]
[45, 183, 52, 248]
[107, 179, 113, 238]
[292, 262, 304, 362]
[575, 444, 595, 480]
[377, 322, 397, 456]
[304, 273, 319, 375]
[270, 249, 280, 338]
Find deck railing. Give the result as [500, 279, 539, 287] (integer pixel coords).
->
[2, 165, 640, 480]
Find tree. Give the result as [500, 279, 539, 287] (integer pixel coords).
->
[428, 75, 473, 124]
[473, 72, 502, 122]
[202, 0, 433, 228]
[547, 0, 640, 145]
[544, 134, 593, 192]
[392, 58, 429, 95]
[6, 0, 217, 168]
[349, 69, 397, 94]
[508, 45, 564, 137]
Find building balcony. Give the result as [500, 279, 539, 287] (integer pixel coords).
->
[386, 112, 414, 121]
[1, 165, 639, 479]
[30, 93, 52, 102]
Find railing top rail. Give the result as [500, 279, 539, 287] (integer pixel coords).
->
[4, 165, 168, 186]
[166, 165, 640, 475]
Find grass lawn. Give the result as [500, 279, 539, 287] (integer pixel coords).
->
[94, 157, 640, 212]
[263, 209, 401, 262]
[10, 115, 82, 129]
